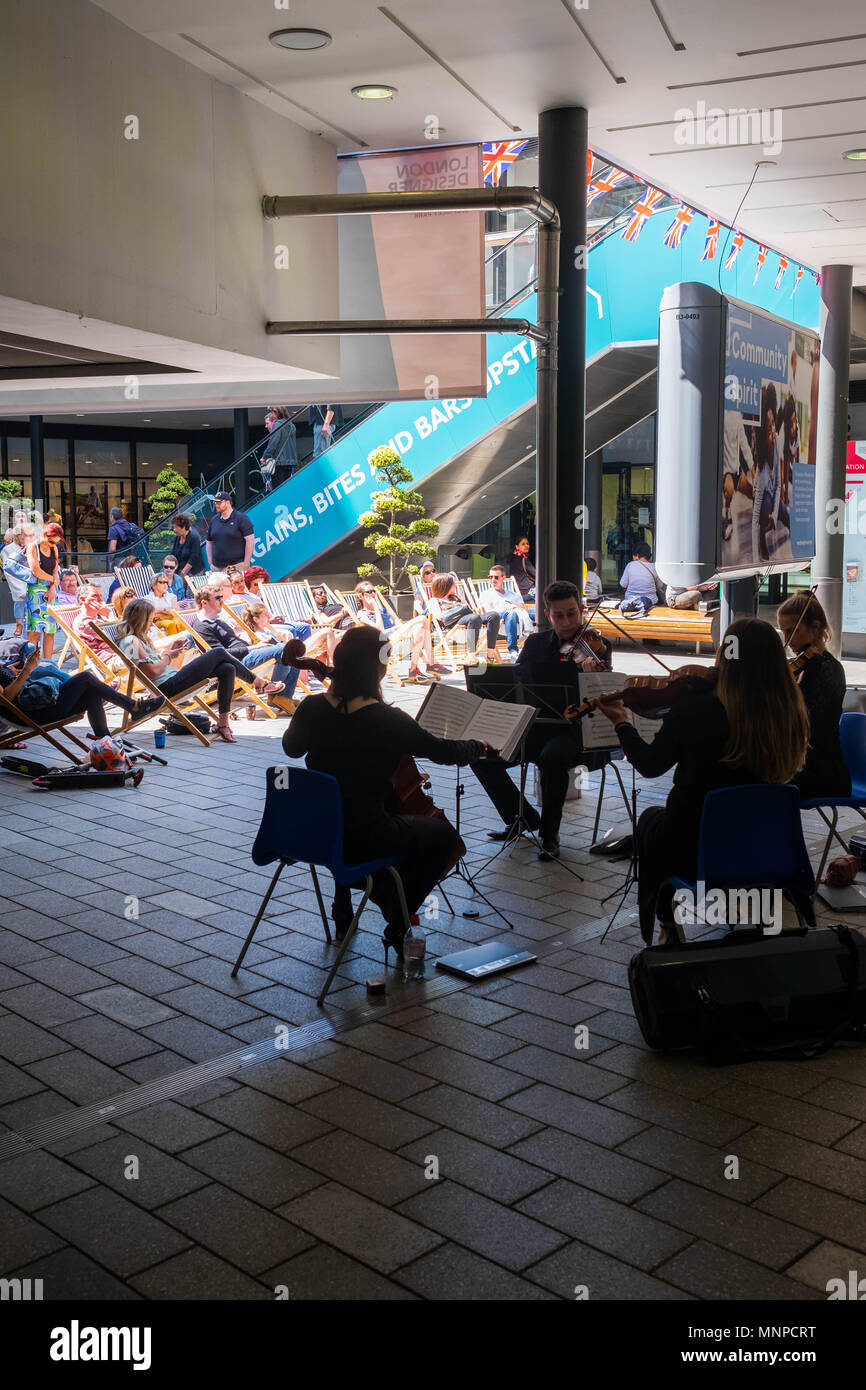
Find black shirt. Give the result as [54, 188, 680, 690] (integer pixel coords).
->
[207, 510, 254, 569]
[794, 650, 850, 798]
[615, 685, 760, 868]
[193, 615, 249, 662]
[516, 628, 612, 684]
[282, 695, 483, 859]
[171, 527, 205, 575]
[509, 553, 536, 596]
[315, 602, 354, 631]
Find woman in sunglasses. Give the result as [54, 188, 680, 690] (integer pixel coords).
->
[353, 583, 448, 682]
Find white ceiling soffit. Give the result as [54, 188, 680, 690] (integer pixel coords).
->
[92, 0, 866, 285]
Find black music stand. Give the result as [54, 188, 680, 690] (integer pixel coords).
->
[466, 667, 585, 882]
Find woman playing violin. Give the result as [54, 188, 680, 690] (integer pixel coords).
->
[777, 592, 850, 799]
[594, 619, 809, 946]
[281, 625, 492, 961]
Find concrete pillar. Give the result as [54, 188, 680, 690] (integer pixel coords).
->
[813, 265, 853, 656]
[539, 106, 587, 591]
[720, 575, 758, 635]
[233, 408, 251, 507]
[29, 414, 44, 521]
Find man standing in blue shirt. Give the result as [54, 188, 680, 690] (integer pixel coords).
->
[206, 492, 255, 573]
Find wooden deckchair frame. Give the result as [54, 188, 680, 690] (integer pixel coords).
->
[172, 612, 278, 720]
[91, 620, 218, 746]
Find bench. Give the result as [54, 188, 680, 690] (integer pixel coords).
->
[591, 604, 720, 655]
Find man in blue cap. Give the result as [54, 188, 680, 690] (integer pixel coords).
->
[206, 492, 255, 573]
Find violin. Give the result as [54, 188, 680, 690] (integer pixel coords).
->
[284, 638, 466, 870]
[564, 666, 714, 723]
[561, 625, 607, 669]
[788, 643, 819, 677]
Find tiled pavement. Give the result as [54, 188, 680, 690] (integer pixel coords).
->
[1, 671, 866, 1301]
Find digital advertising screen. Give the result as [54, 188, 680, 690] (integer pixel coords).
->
[720, 302, 820, 574]
[843, 440, 866, 635]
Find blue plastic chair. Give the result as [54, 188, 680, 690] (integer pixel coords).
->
[231, 767, 410, 1005]
[665, 784, 816, 940]
[799, 712, 866, 895]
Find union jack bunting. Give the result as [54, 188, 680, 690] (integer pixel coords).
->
[620, 186, 665, 241]
[482, 140, 529, 186]
[662, 203, 694, 249]
[700, 218, 720, 260]
[775, 255, 788, 290]
[790, 264, 804, 297]
[723, 231, 744, 270]
[753, 244, 767, 285]
[814, 270, 822, 287]
[587, 166, 629, 206]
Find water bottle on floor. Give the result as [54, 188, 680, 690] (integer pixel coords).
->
[402, 926, 426, 980]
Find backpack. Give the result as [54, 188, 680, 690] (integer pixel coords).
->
[160, 712, 214, 736]
[115, 520, 145, 544]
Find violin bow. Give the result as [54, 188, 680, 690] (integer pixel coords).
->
[779, 582, 818, 657]
[580, 599, 675, 676]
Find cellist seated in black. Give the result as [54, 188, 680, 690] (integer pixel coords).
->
[471, 579, 612, 862]
[777, 591, 851, 799]
[281, 625, 490, 962]
[593, 618, 809, 946]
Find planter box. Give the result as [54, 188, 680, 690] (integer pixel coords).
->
[389, 592, 415, 620]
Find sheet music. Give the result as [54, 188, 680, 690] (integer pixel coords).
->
[464, 701, 535, 761]
[416, 683, 478, 740]
[577, 672, 663, 750]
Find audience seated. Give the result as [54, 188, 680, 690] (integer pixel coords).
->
[160, 555, 189, 605]
[429, 574, 500, 663]
[478, 564, 532, 662]
[117, 596, 281, 743]
[309, 584, 354, 661]
[111, 585, 138, 620]
[148, 572, 187, 636]
[74, 585, 123, 671]
[192, 586, 300, 716]
[0, 643, 164, 735]
[107, 557, 142, 602]
[54, 569, 82, 607]
[353, 582, 448, 682]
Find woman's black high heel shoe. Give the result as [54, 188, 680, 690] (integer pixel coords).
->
[382, 925, 405, 967]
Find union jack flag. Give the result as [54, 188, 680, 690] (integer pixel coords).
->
[701, 218, 720, 261]
[662, 203, 694, 249]
[587, 166, 629, 206]
[724, 231, 744, 270]
[620, 187, 665, 242]
[482, 140, 529, 186]
[753, 244, 767, 285]
[814, 270, 822, 287]
[775, 255, 788, 290]
[790, 264, 804, 297]
[587, 149, 594, 187]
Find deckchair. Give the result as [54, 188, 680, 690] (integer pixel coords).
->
[91, 620, 218, 746]
[0, 688, 91, 765]
[171, 612, 277, 720]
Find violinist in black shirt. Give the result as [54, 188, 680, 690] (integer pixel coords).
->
[777, 591, 851, 798]
[593, 618, 810, 945]
[471, 580, 612, 861]
[282, 625, 492, 962]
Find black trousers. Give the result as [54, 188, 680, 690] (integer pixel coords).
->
[158, 648, 253, 714]
[334, 814, 459, 933]
[442, 606, 501, 652]
[636, 804, 683, 945]
[46, 672, 138, 738]
[471, 725, 602, 840]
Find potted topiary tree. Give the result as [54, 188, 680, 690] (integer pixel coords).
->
[145, 464, 193, 560]
[357, 446, 439, 619]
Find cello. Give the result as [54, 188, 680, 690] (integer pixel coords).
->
[283, 639, 466, 872]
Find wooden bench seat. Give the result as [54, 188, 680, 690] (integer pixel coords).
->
[591, 604, 720, 654]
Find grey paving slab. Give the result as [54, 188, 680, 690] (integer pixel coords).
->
[301, 1044, 439, 1104]
[155, 982, 261, 1029]
[240, 1057, 338, 1107]
[117, 933, 205, 966]
[0, 1055, 49, 1104]
[602, 1082, 753, 1147]
[299, 1085, 438, 1150]
[396, 1243, 556, 1300]
[35, 932, 128, 967]
[24, 1050, 132, 1105]
[114, 1100, 227, 1154]
[159, 1183, 316, 1275]
[801, 1077, 866, 1122]
[404, 1083, 543, 1149]
[483, 980, 600, 1025]
[0, 962, 31, 989]
[496, 1043, 629, 1101]
[396, 1179, 567, 1270]
[733, 1125, 866, 1200]
[129, 1248, 271, 1300]
[289, 1129, 428, 1206]
[526, 1240, 693, 1301]
[53, 1015, 162, 1066]
[504, 1081, 648, 1148]
[517, 1179, 692, 1271]
[264, 1244, 417, 1300]
[183, 1131, 325, 1206]
[786, 1239, 866, 1294]
[508, 1126, 665, 1204]
[655, 1240, 823, 1301]
[707, 1079, 860, 1146]
[0, 932, 53, 966]
[636, 1178, 815, 1270]
[404, 1044, 533, 1102]
[57, 910, 143, 943]
[141, 1016, 241, 1061]
[756, 1177, 866, 1252]
[6, 1247, 142, 1300]
[67, 1135, 211, 1209]
[336, 1020, 438, 1063]
[590, 1043, 735, 1101]
[399, 1128, 553, 1205]
[77, 984, 177, 1029]
[617, 1125, 784, 1204]
[36, 1188, 191, 1278]
[0, 1150, 96, 1212]
[1, 981, 93, 1027]
[195, 1087, 332, 1151]
[279, 1181, 442, 1274]
[87, 957, 191, 995]
[0, 1015, 70, 1064]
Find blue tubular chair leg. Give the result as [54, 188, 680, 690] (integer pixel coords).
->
[317, 875, 374, 1007]
[309, 865, 332, 944]
[231, 861, 287, 977]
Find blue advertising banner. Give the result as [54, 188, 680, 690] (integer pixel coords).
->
[247, 209, 821, 579]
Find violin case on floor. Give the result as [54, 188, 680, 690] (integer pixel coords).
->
[629, 925, 866, 1060]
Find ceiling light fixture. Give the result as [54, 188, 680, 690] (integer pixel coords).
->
[842, 148, 866, 160]
[269, 29, 332, 51]
[352, 84, 397, 101]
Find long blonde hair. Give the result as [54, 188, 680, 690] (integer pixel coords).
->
[715, 618, 809, 783]
[117, 597, 156, 642]
[777, 591, 831, 646]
